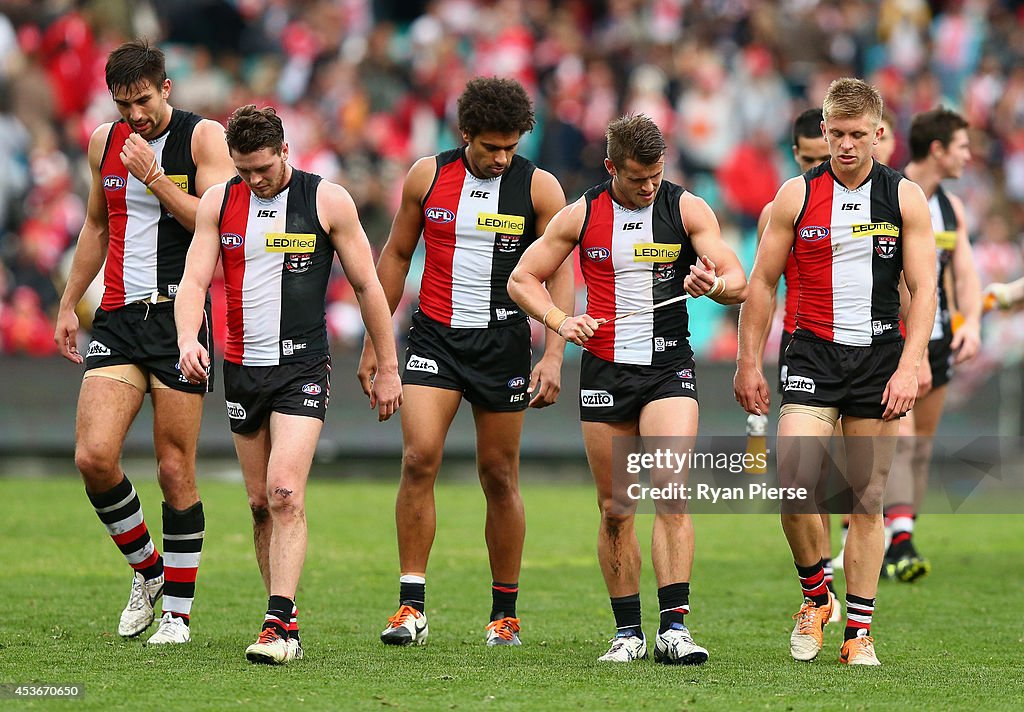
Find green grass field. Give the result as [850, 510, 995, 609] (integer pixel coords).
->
[2, 475, 1022, 711]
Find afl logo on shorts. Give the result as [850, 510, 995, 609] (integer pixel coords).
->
[302, 383, 322, 396]
[425, 207, 455, 224]
[507, 376, 526, 389]
[585, 247, 610, 262]
[799, 226, 830, 242]
[676, 369, 693, 379]
[221, 233, 243, 250]
[103, 175, 126, 191]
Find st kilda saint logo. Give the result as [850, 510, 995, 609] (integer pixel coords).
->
[874, 233, 897, 259]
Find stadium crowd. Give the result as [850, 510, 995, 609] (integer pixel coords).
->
[1, 0, 1023, 378]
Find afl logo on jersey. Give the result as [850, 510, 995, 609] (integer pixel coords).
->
[585, 247, 610, 262]
[221, 233, 243, 250]
[103, 175, 126, 191]
[301, 383, 322, 395]
[799, 226, 830, 242]
[425, 207, 455, 224]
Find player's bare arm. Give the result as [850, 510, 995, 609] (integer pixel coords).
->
[527, 168, 571, 408]
[948, 194, 982, 363]
[882, 179, 937, 420]
[681, 191, 748, 304]
[356, 156, 435, 393]
[509, 198, 597, 347]
[755, 200, 780, 360]
[897, 275, 933, 398]
[174, 184, 226, 384]
[55, 124, 114, 364]
[734, 177, 802, 415]
[321, 181, 403, 422]
[120, 118, 234, 233]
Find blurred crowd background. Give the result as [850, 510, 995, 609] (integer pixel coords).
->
[1, 0, 1023, 407]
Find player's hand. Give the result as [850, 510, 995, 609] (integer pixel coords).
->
[120, 133, 160, 185]
[357, 336, 377, 401]
[683, 255, 717, 297]
[984, 282, 1013, 310]
[881, 365, 917, 421]
[557, 314, 600, 346]
[54, 307, 83, 364]
[916, 354, 933, 399]
[733, 362, 770, 416]
[951, 319, 981, 364]
[370, 366, 402, 422]
[527, 354, 562, 408]
[178, 339, 210, 384]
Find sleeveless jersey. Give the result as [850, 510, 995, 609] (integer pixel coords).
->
[99, 109, 202, 310]
[577, 179, 696, 366]
[928, 185, 958, 341]
[793, 160, 904, 346]
[418, 147, 537, 328]
[218, 169, 333, 366]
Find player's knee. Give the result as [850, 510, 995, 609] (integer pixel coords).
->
[478, 462, 519, 500]
[74, 444, 118, 480]
[910, 439, 933, 470]
[599, 500, 634, 532]
[156, 450, 193, 485]
[402, 447, 442, 483]
[267, 483, 304, 516]
[249, 498, 270, 524]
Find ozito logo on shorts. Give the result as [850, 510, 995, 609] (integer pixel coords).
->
[799, 226, 830, 242]
[784, 375, 816, 393]
[103, 175, 126, 191]
[226, 401, 247, 420]
[581, 389, 614, 407]
[507, 376, 526, 389]
[407, 355, 438, 374]
[585, 247, 610, 262]
[221, 233, 243, 249]
[86, 340, 111, 358]
[425, 207, 455, 224]
[302, 383, 322, 396]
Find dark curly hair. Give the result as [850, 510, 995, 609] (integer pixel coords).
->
[105, 39, 167, 95]
[225, 104, 285, 155]
[457, 77, 535, 138]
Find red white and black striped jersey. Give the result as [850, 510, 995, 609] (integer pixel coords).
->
[217, 169, 333, 366]
[418, 147, 537, 328]
[578, 179, 696, 366]
[99, 109, 202, 310]
[927, 185, 958, 341]
[793, 160, 904, 346]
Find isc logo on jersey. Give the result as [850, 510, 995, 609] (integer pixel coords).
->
[476, 213, 525, 235]
[784, 376, 815, 393]
[633, 243, 681, 262]
[265, 233, 316, 252]
[581, 390, 614, 407]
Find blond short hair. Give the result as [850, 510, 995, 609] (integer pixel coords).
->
[822, 78, 883, 125]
